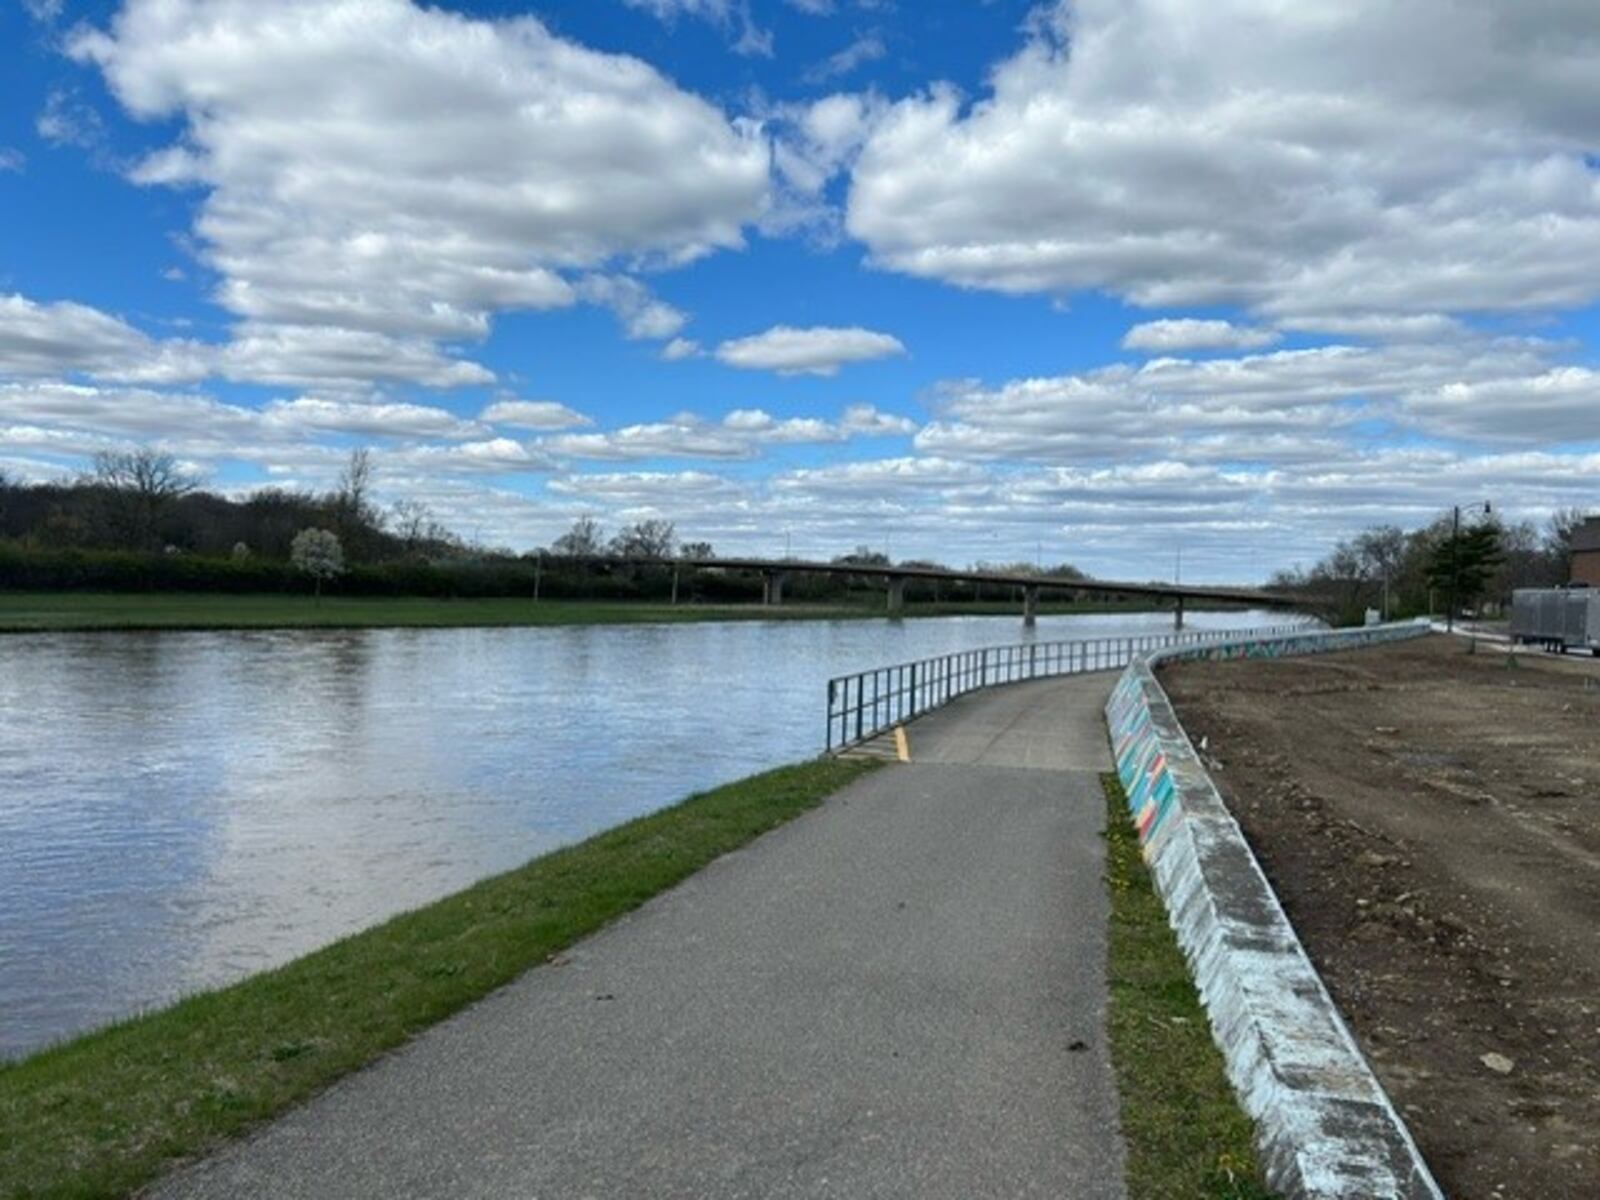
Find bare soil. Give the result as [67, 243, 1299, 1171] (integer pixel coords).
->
[1162, 635, 1600, 1200]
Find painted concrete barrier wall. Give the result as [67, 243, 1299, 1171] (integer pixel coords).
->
[1106, 621, 1443, 1200]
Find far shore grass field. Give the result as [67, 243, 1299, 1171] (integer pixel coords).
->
[0, 758, 878, 1200]
[0, 590, 1185, 633]
[1100, 774, 1276, 1199]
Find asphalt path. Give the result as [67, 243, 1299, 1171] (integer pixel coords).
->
[152, 675, 1125, 1199]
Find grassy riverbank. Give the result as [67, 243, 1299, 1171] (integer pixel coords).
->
[0, 758, 877, 1200]
[1101, 774, 1276, 1199]
[0, 591, 1182, 632]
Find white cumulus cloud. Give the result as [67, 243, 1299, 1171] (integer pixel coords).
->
[660, 337, 703, 361]
[540, 403, 913, 461]
[70, 0, 769, 388]
[0, 294, 210, 384]
[715, 324, 905, 375]
[480, 400, 593, 431]
[217, 324, 493, 392]
[913, 335, 1587, 465]
[260, 397, 482, 440]
[848, 0, 1600, 325]
[573, 276, 689, 341]
[1122, 319, 1279, 353]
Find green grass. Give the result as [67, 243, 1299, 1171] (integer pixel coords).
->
[1101, 774, 1278, 1200]
[0, 757, 878, 1200]
[0, 591, 1173, 633]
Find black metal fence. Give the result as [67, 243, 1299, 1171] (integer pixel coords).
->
[824, 623, 1308, 752]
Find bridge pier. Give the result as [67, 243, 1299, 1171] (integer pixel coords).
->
[886, 576, 905, 617]
[1174, 595, 1185, 630]
[762, 570, 788, 607]
[1023, 584, 1039, 628]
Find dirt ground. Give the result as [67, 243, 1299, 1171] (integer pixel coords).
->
[1162, 635, 1600, 1200]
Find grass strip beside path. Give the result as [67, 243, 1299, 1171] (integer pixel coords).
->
[0, 591, 1176, 633]
[1101, 774, 1278, 1200]
[0, 758, 878, 1200]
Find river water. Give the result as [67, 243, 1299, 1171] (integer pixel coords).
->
[0, 609, 1285, 1059]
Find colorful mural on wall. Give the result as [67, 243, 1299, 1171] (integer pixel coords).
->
[1103, 620, 1442, 1198]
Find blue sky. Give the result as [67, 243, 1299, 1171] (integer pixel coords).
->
[4, 0, 1600, 581]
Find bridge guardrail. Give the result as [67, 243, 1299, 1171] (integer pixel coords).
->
[824, 623, 1310, 752]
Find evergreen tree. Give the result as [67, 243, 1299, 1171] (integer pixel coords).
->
[1426, 519, 1504, 616]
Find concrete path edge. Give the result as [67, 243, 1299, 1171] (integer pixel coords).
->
[1105, 621, 1444, 1200]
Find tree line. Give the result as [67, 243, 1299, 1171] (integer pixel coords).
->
[1269, 508, 1590, 626]
[0, 448, 455, 564]
[0, 446, 1115, 605]
[0, 448, 697, 599]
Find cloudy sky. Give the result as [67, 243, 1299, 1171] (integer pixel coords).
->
[4, 0, 1600, 580]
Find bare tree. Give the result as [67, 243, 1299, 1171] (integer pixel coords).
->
[92, 447, 201, 549]
[325, 446, 387, 561]
[1351, 525, 1406, 616]
[336, 448, 374, 517]
[388, 499, 457, 553]
[1351, 525, 1405, 580]
[390, 498, 435, 552]
[1521, 518, 1567, 590]
[92, 448, 199, 500]
[1546, 507, 1588, 558]
[552, 516, 604, 557]
[608, 519, 676, 558]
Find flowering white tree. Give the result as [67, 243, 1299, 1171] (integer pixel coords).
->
[290, 527, 345, 602]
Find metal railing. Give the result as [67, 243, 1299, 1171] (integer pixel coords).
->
[824, 623, 1308, 751]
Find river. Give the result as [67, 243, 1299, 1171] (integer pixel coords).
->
[0, 608, 1286, 1060]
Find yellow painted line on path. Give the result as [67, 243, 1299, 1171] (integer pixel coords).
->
[893, 724, 910, 763]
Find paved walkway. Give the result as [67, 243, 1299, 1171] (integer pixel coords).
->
[853, 673, 1116, 771]
[154, 674, 1125, 1199]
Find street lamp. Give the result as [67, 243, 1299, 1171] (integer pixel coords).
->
[1446, 499, 1492, 633]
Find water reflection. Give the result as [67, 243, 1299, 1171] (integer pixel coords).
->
[0, 610, 1282, 1058]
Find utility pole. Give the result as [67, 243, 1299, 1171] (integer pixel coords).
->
[1447, 505, 1459, 633]
[1446, 500, 1492, 633]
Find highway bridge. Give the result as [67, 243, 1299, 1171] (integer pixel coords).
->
[560, 554, 1304, 628]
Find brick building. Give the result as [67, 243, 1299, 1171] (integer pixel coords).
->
[1573, 516, 1600, 586]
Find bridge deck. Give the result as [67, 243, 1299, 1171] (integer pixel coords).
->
[152, 678, 1126, 1199]
[561, 552, 1302, 609]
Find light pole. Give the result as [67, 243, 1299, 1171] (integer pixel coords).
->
[1445, 500, 1492, 633]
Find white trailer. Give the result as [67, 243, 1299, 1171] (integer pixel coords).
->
[1511, 587, 1600, 655]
